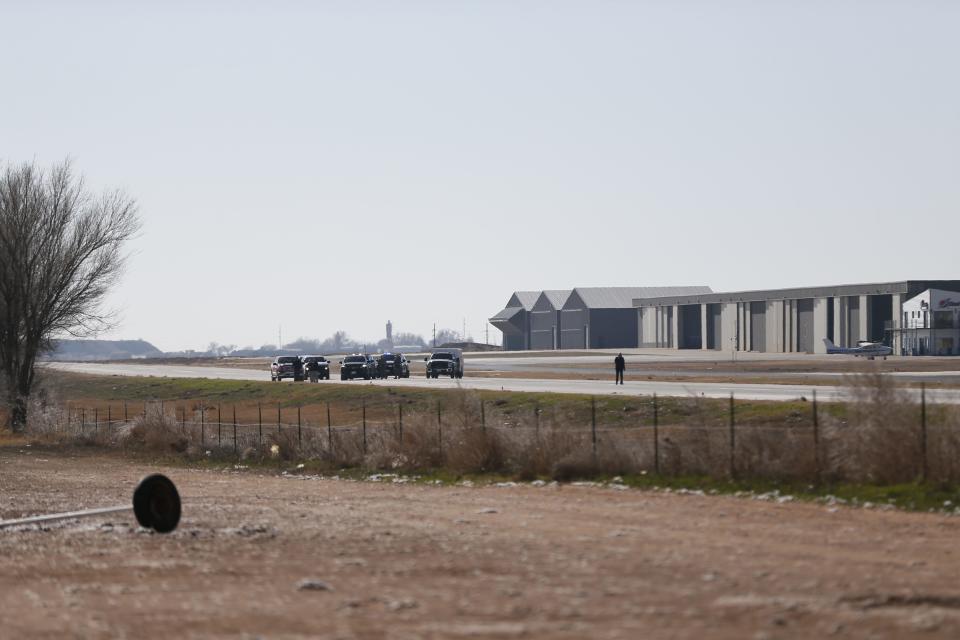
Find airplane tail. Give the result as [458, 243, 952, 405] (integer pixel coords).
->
[822, 337, 842, 354]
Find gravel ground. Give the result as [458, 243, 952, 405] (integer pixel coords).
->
[1, 448, 959, 639]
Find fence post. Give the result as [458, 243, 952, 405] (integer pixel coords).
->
[218, 403, 222, 445]
[326, 401, 332, 450]
[143, 402, 147, 421]
[107, 405, 111, 430]
[437, 401, 443, 459]
[82, 408, 86, 433]
[398, 402, 403, 443]
[653, 393, 660, 475]
[812, 389, 820, 483]
[258, 402, 262, 447]
[123, 401, 127, 423]
[921, 383, 928, 483]
[298, 405, 302, 448]
[534, 401, 540, 435]
[480, 398, 486, 431]
[362, 399, 367, 454]
[591, 396, 597, 457]
[200, 402, 205, 445]
[728, 393, 736, 480]
[233, 405, 238, 456]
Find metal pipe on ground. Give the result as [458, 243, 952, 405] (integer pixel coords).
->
[0, 474, 181, 534]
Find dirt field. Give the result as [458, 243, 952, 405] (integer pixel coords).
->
[2, 449, 959, 639]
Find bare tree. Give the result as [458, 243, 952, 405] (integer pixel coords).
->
[393, 331, 426, 347]
[329, 330, 349, 352]
[0, 160, 139, 431]
[434, 328, 462, 346]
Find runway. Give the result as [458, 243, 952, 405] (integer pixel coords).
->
[44, 361, 960, 404]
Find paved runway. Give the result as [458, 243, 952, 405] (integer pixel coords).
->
[45, 361, 960, 404]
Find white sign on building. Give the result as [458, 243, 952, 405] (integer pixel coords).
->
[900, 289, 960, 355]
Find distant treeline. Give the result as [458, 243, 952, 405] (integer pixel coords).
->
[45, 328, 492, 361]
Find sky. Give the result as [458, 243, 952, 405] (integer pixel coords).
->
[2, 1, 958, 352]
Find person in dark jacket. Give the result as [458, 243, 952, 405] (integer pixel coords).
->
[614, 353, 625, 385]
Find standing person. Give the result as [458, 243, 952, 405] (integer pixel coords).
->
[614, 353, 625, 385]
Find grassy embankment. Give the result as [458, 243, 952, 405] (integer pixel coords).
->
[14, 370, 960, 513]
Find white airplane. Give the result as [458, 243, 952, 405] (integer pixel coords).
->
[823, 337, 892, 360]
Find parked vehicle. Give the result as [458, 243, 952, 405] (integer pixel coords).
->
[424, 348, 463, 379]
[340, 354, 373, 380]
[379, 353, 410, 379]
[366, 354, 380, 378]
[301, 355, 330, 381]
[271, 355, 304, 382]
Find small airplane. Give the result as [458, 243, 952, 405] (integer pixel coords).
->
[823, 337, 892, 360]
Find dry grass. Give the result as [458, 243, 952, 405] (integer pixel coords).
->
[15, 375, 960, 486]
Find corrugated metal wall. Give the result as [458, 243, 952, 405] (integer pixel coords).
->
[750, 301, 766, 351]
[560, 308, 587, 349]
[503, 334, 525, 350]
[797, 299, 814, 353]
[588, 309, 639, 348]
[529, 311, 556, 350]
[848, 297, 860, 344]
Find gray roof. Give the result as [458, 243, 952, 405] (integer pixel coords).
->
[541, 289, 572, 309]
[570, 286, 713, 309]
[511, 291, 540, 311]
[489, 306, 523, 322]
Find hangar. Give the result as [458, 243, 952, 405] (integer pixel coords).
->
[529, 290, 571, 350]
[490, 286, 711, 350]
[634, 280, 960, 354]
[492, 280, 960, 354]
[488, 291, 539, 351]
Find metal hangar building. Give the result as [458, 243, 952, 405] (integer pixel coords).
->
[491, 280, 960, 355]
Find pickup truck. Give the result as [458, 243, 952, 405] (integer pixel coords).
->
[424, 348, 463, 379]
[340, 354, 373, 380]
[270, 356, 304, 382]
[301, 355, 331, 381]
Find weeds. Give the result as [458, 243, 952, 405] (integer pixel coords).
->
[15, 372, 960, 493]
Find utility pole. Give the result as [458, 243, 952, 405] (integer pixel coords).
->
[432, 323, 436, 348]
[278, 325, 282, 351]
[485, 322, 489, 346]
[462, 317, 466, 342]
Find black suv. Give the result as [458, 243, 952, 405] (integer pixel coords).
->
[340, 354, 373, 380]
[271, 355, 304, 382]
[378, 353, 410, 379]
[301, 355, 330, 381]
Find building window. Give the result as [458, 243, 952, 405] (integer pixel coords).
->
[934, 311, 954, 330]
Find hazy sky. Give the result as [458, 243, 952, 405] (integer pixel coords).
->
[3, 1, 958, 351]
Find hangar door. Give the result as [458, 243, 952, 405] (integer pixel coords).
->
[749, 302, 766, 351]
[797, 299, 814, 353]
[560, 308, 587, 349]
[529, 311, 556, 350]
[707, 304, 722, 349]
